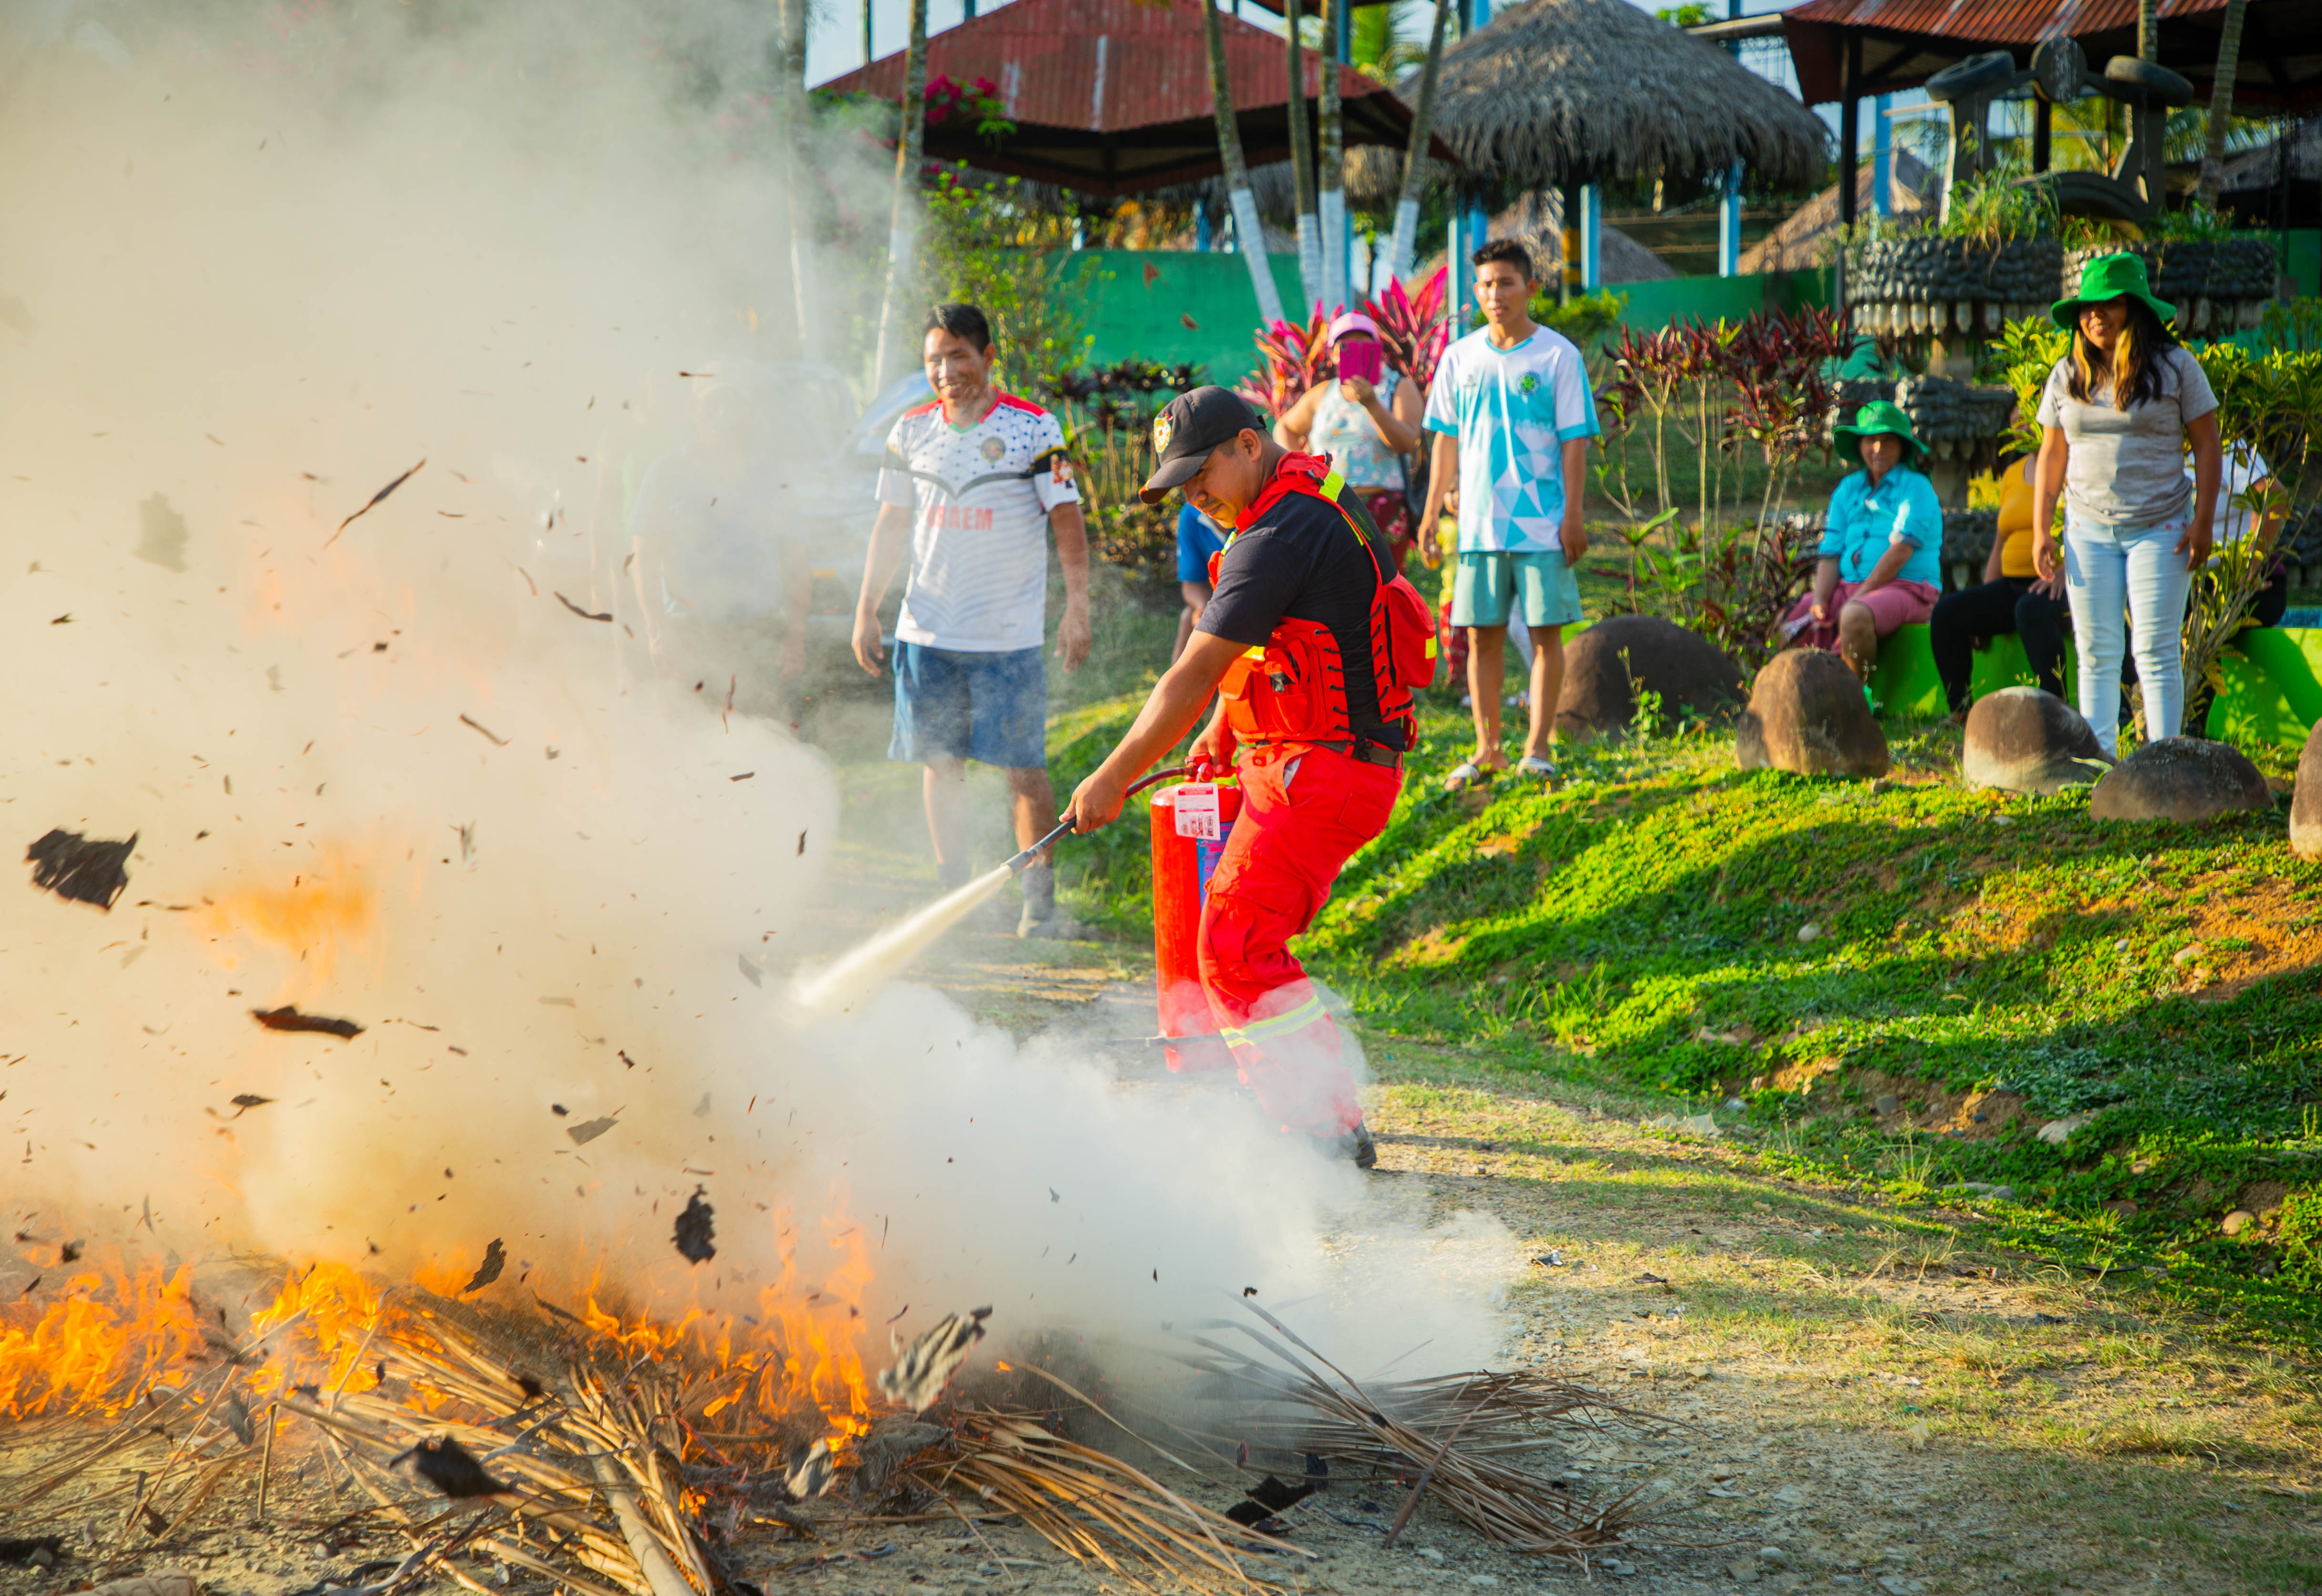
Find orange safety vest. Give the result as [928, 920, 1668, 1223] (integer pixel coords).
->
[1206, 453, 1438, 752]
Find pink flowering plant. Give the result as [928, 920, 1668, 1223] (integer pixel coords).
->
[923, 74, 1014, 146]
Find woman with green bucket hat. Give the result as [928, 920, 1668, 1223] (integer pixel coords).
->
[1779, 399, 1944, 683]
[2028, 250, 2223, 756]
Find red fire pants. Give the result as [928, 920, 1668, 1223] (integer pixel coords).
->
[1197, 742, 1401, 1136]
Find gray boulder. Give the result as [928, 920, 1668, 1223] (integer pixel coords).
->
[1556, 614, 1745, 740]
[1961, 688, 2112, 795]
[2088, 737, 2270, 822]
[1736, 649, 1890, 779]
[2291, 720, 2322, 860]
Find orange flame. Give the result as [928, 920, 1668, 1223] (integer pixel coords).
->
[2, 1201, 881, 1440]
[0, 1258, 210, 1420]
[193, 847, 376, 996]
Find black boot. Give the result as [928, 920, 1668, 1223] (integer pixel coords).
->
[1016, 862, 1078, 939]
[1315, 1121, 1378, 1169]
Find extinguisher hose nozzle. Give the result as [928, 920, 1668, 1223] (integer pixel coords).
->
[1006, 819, 1075, 874]
[1005, 762, 1196, 874]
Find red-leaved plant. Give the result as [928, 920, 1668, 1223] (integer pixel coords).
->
[1236, 309, 1335, 419]
[1592, 307, 1851, 670]
[1363, 267, 1449, 394]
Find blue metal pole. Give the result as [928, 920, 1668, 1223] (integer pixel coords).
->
[1581, 184, 1601, 291]
[1446, 0, 1483, 333]
[1718, 0, 1744, 277]
[1872, 93, 1893, 218]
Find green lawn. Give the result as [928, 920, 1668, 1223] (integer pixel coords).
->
[1048, 652, 2322, 1350]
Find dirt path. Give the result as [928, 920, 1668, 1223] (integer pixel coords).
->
[838, 880, 2322, 1596]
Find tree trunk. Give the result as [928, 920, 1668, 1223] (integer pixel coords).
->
[1318, 0, 1346, 311]
[1387, 0, 1452, 286]
[1285, 0, 1320, 314]
[1205, 0, 1286, 327]
[775, 0, 818, 359]
[871, 0, 931, 391]
[2196, 0, 2248, 206]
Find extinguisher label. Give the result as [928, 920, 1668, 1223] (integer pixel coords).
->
[1172, 783, 1222, 840]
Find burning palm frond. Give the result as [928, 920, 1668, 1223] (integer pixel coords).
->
[5, 1280, 1707, 1593]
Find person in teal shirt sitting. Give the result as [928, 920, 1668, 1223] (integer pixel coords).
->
[1780, 401, 1944, 683]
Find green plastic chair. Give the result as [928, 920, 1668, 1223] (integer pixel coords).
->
[1865, 624, 2080, 720]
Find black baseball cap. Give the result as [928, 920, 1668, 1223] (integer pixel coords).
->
[1138, 386, 1266, 503]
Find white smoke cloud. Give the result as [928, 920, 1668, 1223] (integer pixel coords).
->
[0, 0, 1508, 1402]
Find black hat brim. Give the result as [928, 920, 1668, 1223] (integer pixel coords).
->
[1138, 451, 1206, 505]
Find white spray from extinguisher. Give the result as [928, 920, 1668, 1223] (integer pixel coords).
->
[788, 862, 1018, 1019]
[788, 765, 1194, 1020]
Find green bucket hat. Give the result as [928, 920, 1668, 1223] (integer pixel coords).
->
[1831, 399, 1923, 466]
[2051, 251, 2176, 329]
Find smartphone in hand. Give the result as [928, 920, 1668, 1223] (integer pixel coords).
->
[1335, 340, 1383, 385]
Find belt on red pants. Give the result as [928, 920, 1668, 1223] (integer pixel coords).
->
[1240, 737, 1404, 770]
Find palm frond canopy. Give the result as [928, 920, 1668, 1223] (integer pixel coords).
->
[1349, 0, 1830, 198]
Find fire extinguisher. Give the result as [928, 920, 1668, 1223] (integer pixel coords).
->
[1147, 776, 1243, 1074]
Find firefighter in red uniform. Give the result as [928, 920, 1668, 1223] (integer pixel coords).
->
[1063, 388, 1436, 1167]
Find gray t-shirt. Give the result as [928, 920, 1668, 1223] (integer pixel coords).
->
[2036, 346, 2218, 528]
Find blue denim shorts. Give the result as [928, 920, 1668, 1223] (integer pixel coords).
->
[889, 642, 1048, 768]
[1450, 549, 1584, 629]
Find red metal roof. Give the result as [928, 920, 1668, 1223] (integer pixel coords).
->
[1780, 0, 2322, 111]
[817, 0, 1443, 197]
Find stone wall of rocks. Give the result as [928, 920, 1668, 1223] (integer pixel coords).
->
[2063, 240, 2278, 335]
[1895, 374, 2016, 471]
[1847, 238, 2065, 340]
[1941, 509, 1999, 573]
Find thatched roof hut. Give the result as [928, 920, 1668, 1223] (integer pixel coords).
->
[1350, 0, 1829, 200]
[1739, 149, 1937, 274]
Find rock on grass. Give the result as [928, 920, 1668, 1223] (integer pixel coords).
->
[2291, 719, 2322, 860]
[1961, 687, 2111, 796]
[2087, 737, 2269, 823]
[1555, 614, 1744, 740]
[1735, 650, 1889, 779]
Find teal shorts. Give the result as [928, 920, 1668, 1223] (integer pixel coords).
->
[1450, 549, 1583, 630]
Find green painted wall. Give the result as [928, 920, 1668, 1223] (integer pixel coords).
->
[1073, 250, 1838, 382]
[1598, 270, 1832, 328]
[1069, 249, 1305, 388]
[1070, 232, 2316, 383]
[2282, 229, 2319, 298]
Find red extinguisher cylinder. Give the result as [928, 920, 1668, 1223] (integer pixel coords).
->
[1147, 781, 1242, 1073]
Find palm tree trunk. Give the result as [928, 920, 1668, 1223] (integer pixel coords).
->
[775, 0, 819, 358]
[871, 0, 931, 391]
[1205, 0, 1286, 327]
[2197, 0, 2248, 205]
[1318, 0, 1346, 311]
[1387, 0, 1452, 286]
[1285, 0, 1321, 314]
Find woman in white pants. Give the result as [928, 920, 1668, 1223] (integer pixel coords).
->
[2029, 253, 2222, 756]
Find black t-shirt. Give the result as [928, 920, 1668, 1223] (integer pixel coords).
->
[1197, 475, 1389, 735]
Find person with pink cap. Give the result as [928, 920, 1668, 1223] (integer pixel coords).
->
[1271, 311, 1424, 572]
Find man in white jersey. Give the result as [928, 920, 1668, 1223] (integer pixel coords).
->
[853, 303, 1092, 937]
[1419, 239, 1598, 792]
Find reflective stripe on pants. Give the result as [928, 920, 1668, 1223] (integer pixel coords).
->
[1198, 742, 1401, 1136]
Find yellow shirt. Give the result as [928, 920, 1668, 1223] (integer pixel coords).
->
[1996, 464, 2037, 579]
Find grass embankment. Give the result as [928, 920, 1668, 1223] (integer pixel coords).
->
[1051, 669, 2322, 1350]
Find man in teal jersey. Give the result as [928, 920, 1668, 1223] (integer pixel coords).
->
[1418, 239, 1598, 790]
